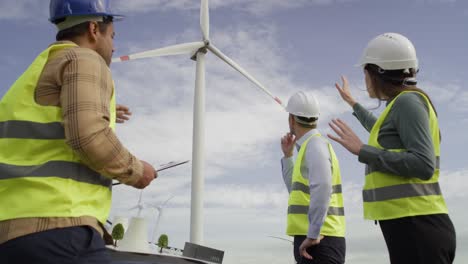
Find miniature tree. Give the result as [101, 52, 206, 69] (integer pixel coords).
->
[157, 234, 169, 253]
[111, 223, 125, 247]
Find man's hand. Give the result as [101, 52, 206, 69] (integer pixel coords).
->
[132, 161, 157, 189]
[281, 133, 296, 158]
[116, 104, 132, 123]
[299, 236, 324, 260]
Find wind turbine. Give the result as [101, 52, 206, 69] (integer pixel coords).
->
[113, 0, 284, 244]
[150, 195, 176, 245]
[128, 190, 145, 217]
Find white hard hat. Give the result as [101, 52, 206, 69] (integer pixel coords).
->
[357, 33, 418, 71]
[285, 91, 320, 119]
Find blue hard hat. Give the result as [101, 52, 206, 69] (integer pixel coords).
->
[49, 0, 123, 23]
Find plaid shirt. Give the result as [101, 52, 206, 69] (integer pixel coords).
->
[0, 41, 142, 244]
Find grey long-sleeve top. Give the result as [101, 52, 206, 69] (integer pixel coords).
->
[354, 92, 437, 180]
[281, 129, 333, 239]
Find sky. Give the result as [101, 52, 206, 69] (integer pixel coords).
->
[1, 0, 467, 263]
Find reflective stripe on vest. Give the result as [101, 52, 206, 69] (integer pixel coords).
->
[291, 182, 342, 195]
[286, 134, 346, 237]
[363, 182, 441, 202]
[0, 120, 65, 139]
[0, 161, 111, 188]
[0, 43, 116, 223]
[288, 205, 345, 216]
[363, 91, 448, 220]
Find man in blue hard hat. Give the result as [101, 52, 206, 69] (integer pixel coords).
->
[0, 1, 157, 263]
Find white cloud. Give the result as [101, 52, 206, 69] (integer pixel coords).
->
[439, 169, 468, 199]
[1, 0, 325, 21]
[417, 82, 468, 114]
[0, 0, 460, 22]
[450, 91, 468, 113]
[114, 0, 347, 16]
[0, 0, 46, 21]
[204, 184, 286, 209]
[420, 81, 460, 103]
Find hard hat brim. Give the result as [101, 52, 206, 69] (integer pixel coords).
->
[50, 13, 125, 23]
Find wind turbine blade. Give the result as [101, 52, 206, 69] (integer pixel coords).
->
[200, 0, 209, 40]
[162, 195, 176, 207]
[207, 45, 285, 108]
[128, 205, 139, 210]
[152, 209, 163, 244]
[112, 42, 205, 62]
[137, 191, 143, 206]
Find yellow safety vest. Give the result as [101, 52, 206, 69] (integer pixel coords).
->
[363, 91, 448, 220]
[0, 43, 116, 224]
[287, 134, 345, 237]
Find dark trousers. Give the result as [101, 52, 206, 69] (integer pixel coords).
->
[293, 236, 345, 264]
[0, 226, 111, 264]
[379, 214, 456, 264]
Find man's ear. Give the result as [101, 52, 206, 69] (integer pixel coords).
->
[88, 21, 99, 42]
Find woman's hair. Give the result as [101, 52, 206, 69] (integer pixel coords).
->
[364, 64, 438, 116]
[365, 63, 441, 141]
[56, 16, 114, 41]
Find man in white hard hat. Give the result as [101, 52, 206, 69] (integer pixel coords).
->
[281, 91, 346, 264]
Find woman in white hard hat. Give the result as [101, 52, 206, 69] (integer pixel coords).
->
[327, 33, 456, 264]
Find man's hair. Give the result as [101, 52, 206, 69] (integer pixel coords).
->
[55, 16, 113, 41]
[294, 115, 317, 129]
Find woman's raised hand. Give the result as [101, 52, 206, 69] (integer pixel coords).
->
[335, 75, 357, 108]
[328, 118, 363, 156]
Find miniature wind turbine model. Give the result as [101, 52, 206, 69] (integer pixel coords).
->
[128, 190, 145, 217]
[113, 0, 284, 245]
[150, 195, 176, 245]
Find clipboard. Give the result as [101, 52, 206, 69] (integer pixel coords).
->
[112, 160, 189, 186]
